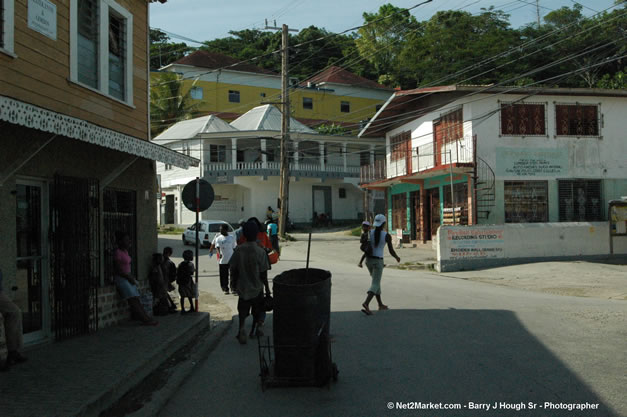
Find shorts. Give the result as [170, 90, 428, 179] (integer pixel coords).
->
[237, 291, 265, 322]
[365, 257, 384, 295]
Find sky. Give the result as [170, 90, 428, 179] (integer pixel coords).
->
[149, 0, 620, 45]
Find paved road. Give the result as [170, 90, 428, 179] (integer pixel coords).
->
[158, 232, 627, 417]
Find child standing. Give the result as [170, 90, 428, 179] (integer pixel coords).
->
[177, 250, 196, 314]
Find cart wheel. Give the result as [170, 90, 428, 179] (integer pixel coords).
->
[332, 363, 339, 381]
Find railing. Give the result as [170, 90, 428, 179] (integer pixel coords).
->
[386, 135, 475, 180]
[360, 159, 387, 184]
[203, 161, 359, 176]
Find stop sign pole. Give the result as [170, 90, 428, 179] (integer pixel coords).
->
[195, 177, 200, 312]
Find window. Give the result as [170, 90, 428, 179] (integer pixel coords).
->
[391, 194, 406, 230]
[339, 188, 346, 199]
[0, 0, 15, 55]
[209, 144, 226, 163]
[181, 142, 191, 156]
[303, 97, 313, 110]
[71, 0, 133, 104]
[260, 92, 266, 98]
[341, 101, 350, 113]
[360, 151, 370, 166]
[500, 103, 546, 136]
[190, 86, 203, 100]
[390, 131, 411, 161]
[504, 181, 548, 223]
[228, 90, 240, 103]
[164, 163, 172, 171]
[555, 104, 599, 137]
[558, 179, 603, 221]
[435, 108, 463, 144]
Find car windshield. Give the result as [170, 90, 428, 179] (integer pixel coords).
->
[208, 224, 222, 232]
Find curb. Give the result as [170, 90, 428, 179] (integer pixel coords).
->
[88, 313, 211, 417]
[123, 318, 233, 417]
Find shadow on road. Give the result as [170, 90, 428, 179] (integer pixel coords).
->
[187, 309, 620, 417]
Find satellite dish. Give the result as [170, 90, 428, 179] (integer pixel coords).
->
[182, 179, 214, 212]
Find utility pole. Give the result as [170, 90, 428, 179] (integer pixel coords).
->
[264, 21, 298, 237]
[536, 0, 541, 28]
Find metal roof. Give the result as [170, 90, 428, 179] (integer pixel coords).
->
[229, 105, 316, 133]
[154, 115, 236, 143]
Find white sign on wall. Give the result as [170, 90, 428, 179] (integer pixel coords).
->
[445, 227, 505, 260]
[28, 0, 57, 40]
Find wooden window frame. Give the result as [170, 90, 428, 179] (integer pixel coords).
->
[554, 102, 601, 138]
[499, 102, 547, 137]
[0, 0, 15, 57]
[390, 131, 411, 162]
[70, 0, 134, 106]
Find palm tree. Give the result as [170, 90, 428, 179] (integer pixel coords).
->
[150, 72, 199, 138]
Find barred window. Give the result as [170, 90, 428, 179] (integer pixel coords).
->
[555, 104, 599, 137]
[437, 108, 463, 144]
[558, 179, 602, 221]
[500, 103, 546, 136]
[504, 181, 548, 223]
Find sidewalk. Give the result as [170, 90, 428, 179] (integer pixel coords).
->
[0, 311, 211, 417]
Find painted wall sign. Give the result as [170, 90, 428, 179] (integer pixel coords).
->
[28, 0, 57, 40]
[496, 147, 568, 177]
[446, 227, 505, 260]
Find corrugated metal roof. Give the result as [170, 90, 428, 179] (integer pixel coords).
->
[230, 105, 315, 133]
[302, 66, 392, 90]
[154, 115, 236, 142]
[171, 50, 277, 76]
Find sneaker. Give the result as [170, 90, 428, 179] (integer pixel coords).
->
[236, 328, 247, 345]
[223, 289, 230, 295]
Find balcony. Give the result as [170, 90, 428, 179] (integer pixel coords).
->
[202, 160, 360, 183]
[360, 159, 387, 184]
[388, 135, 474, 179]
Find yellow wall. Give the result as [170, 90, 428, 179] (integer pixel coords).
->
[151, 72, 385, 132]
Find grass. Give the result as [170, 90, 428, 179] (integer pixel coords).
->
[157, 225, 185, 235]
[347, 226, 362, 237]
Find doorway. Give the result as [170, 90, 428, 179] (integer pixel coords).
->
[312, 186, 332, 223]
[424, 188, 440, 239]
[409, 191, 420, 240]
[15, 179, 50, 343]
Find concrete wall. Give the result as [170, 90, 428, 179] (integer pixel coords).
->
[437, 222, 627, 272]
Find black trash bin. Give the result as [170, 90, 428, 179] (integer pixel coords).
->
[272, 268, 332, 385]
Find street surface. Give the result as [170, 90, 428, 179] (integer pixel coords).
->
[157, 231, 627, 417]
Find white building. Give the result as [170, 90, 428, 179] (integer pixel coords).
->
[156, 105, 384, 225]
[359, 86, 627, 242]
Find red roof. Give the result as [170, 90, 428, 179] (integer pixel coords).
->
[172, 50, 277, 76]
[302, 66, 391, 90]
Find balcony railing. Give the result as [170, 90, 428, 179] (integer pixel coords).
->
[360, 159, 387, 184]
[203, 161, 360, 176]
[386, 135, 475, 179]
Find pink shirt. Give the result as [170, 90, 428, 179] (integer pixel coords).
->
[113, 248, 132, 275]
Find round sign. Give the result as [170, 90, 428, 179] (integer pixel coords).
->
[182, 179, 214, 212]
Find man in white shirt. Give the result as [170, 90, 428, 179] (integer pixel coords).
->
[213, 224, 237, 294]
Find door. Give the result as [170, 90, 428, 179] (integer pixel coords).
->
[312, 186, 332, 222]
[164, 195, 175, 224]
[15, 179, 50, 343]
[429, 189, 441, 238]
[409, 191, 420, 241]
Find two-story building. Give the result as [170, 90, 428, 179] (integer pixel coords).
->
[155, 104, 384, 226]
[359, 85, 627, 243]
[152, 50, 393, 134]
[0, 0, 197, 345]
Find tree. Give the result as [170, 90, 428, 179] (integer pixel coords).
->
[355, 4, 420, 87]
[150, 29, 194, 70]
[150, 72, 199, 137]
[315, 123, 349, 135]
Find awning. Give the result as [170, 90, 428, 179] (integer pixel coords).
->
[0, 95, 198, 169]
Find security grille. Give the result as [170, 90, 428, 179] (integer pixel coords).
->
[103, 188, 137, 283]
[50, 175, 100, 339]
[504, 181, 548, 223]
[558, 179, 603, 221]
[500, 102, 547, 136]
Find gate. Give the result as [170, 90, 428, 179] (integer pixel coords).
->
[50, 175, 100, 339]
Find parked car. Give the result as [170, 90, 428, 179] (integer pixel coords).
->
[182, 220, 235, 248]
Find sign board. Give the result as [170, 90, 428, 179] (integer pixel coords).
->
[446, 227, 505, 260]
[182, 179, 214, 212]
[496, 147, 568, 177]
[28, 0, 57, 40]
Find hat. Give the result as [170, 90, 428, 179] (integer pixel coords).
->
[373, 214, 386, 227]
[362, 221, 371, 226]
